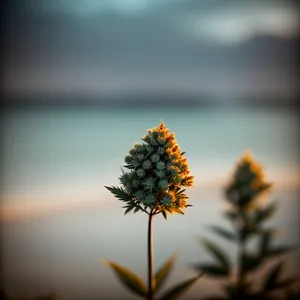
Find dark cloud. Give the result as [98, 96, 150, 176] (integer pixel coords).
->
[2, 0, 299, 98]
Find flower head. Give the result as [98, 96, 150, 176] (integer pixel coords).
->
[225, 151, 272, 211]
[106, 121, 194, 217]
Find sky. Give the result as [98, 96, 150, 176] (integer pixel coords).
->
[2, 0, 299, 99]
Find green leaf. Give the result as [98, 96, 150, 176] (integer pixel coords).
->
[162, 210, 168, 220]
[264, 261, 296, 290]
[239, 225, 259, 242]
[165, 207, 173, 214]
[105, 186, 132, 202]
[260, 230, 274, 257]
[201, 239, 231, 272]
[255, 202, 277, 223]
[123, 164, 135, 169]
[103, 261, 147, 298]
[124, 205, 135, 215]
[265, 245, 296, 257]
[194, 263, 229, 277]
[175, 188, 186, 195]
[224, 211, 239, 221]
[154, 254, 177, 293]
[159, 275, 200, 300]
[241, 253, 261, 273]
[173, 208, 185, 215]
[209, 226, 237, 242]
[264, 261, 283, 290]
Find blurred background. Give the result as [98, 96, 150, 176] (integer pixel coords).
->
[1, 0, 299, 299]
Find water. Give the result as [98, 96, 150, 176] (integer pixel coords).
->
[0, 105, 299, 299]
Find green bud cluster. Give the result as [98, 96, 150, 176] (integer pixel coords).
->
[117, 121, 194, 215]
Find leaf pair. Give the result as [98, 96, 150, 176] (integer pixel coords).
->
[103, 254, 200, 299]
[263, 261, 297, 292]
[194, 238, 231, 278]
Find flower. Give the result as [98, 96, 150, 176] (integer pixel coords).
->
[150, 153, 160, 163]
[225, 151, 272, 211]
[137, 168, 145, 177]
[106, 121, 194, 216]
[162, 194, 172, 205]
[137, 154, 145, 162]
[143, 193, 156, 205]
[156, 161, 165, 170]
[142, 177, 155, 190]
[142, 160, 152, 170]
[125, 155, 133, 164]
[158, 179, 169, 189]
[158, 147, 165, 155]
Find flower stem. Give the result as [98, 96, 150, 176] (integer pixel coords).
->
[147, 211, 154, 300]
[237, 240, 245, 295]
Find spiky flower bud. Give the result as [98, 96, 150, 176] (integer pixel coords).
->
[156, 161, 165, 170]
[150, 153, 160, 163]
[158, 147, 165, 155]
[142, 177, 155, 190]
[136, 168, 145, 177]
[125, 155, 133, 164]
[158, 179, 169, 189]
[137, 154, 145, 162]
[132, 159, 140, 168]
[107, 121, 194, 216]
[142, 160, 152, 170]
[134, 143, 145, 153]
[225, 151, 272, 211]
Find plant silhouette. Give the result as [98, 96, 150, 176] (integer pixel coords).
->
[104, 122, 200, 300]
[192, 152, 299, 300]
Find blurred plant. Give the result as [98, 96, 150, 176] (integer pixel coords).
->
[193, 151, 299, 299]
[104, 121, 200, 300]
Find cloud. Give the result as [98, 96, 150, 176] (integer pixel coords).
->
[2, 0, 298, 96]
[175, 3, 299, 44]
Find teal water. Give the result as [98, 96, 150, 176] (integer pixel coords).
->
[1, 105, 299, 299]
[1, 106, 299, 203]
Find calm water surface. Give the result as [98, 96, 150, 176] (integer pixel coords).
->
[1, 105, 299, 299]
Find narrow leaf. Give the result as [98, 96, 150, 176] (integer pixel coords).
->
[264, 261, 283, 290]
[224, 211, 239, 221]
[209, 226, 237, 241]
[162, 210, 167, 220]
[175, 189, 186, 195]
[201, 238, 231, 272]
[194, 263, 229, 277]
[159, 275, 201, 300]
[265, 246, 296, 257]
[105, 186, 132, 202]
[260, 230, 273, 257]
[241, 253, 261, 273]
[256, 202, 277, 223]
[165, 207, 173, 214]
[103, 261, 147, 298]
[173, 208, 185, 215]
[124, 205, 135, 215]
[123, 164, 134, 169]
[154, 254, 177, 292]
